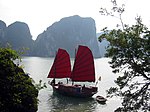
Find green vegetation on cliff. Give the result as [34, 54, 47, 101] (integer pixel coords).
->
[0, 47, 38, 112]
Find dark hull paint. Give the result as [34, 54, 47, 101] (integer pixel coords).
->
[96, 96, 107, 104]
[52, 84, 98, 98]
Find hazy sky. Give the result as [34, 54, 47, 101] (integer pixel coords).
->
[0, 0, 150, 40]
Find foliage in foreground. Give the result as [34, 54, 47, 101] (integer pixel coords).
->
[0, 47, 39, 112]
[99, 18, 150, 111]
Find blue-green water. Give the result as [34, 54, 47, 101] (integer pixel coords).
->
[21, 57, 121, 112]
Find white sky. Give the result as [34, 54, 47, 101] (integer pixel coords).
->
[0, 0, 150, 40]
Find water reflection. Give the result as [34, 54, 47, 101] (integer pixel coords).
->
[48, 93, 97, 112]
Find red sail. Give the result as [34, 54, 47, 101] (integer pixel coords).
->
[71, 45, 95, 82]
[47, 48, 71, 78]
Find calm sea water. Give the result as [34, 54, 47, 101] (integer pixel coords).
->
[21, 57, 121, 112]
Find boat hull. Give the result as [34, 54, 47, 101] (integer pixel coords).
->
[52, 84, 98, 98]
[96, 96, 107, 104]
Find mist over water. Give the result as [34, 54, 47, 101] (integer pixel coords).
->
[21, 57, 121, 112]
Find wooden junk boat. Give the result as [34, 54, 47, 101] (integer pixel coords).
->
[47, 45, 98, 98]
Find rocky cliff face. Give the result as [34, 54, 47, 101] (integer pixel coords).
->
[6, 22, 34, 51]
[97, 33, 109, 57]
[0, 21, 34, 55]
[0, 15, 102, 57]
[0, 20, 7, 46]
[32, 15, 100, 57]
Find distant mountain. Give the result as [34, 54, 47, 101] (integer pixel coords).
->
[97, 32, 109, 57]
[6, 22, 34, 55]
[0, 20, 6, 29]
[0, 15, 103, 58]
[0, 20, 7, 46]
[0, 21, 34, 55]
[32, 15, 101, 57]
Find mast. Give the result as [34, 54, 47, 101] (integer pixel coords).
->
[71, 47, 77, 85]
[53, 51, 57, 82]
